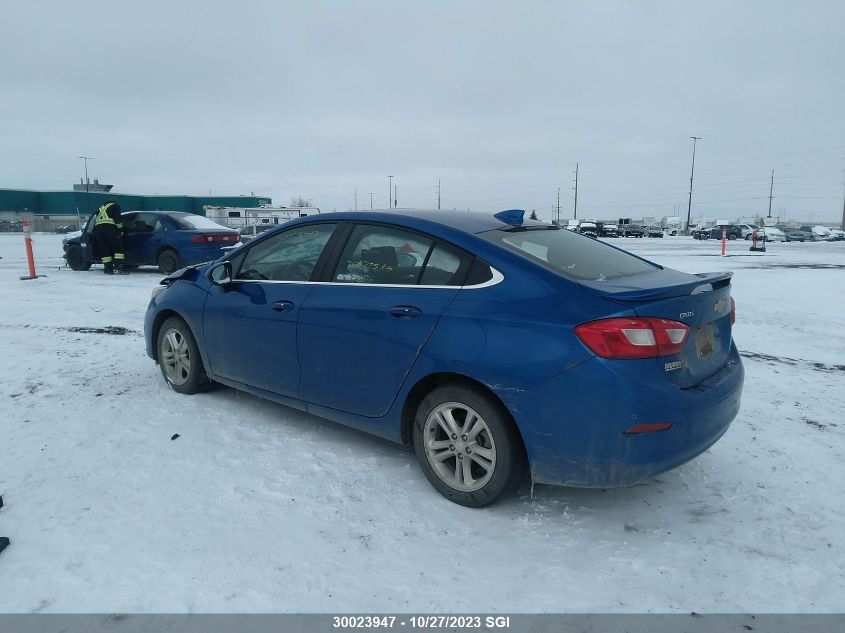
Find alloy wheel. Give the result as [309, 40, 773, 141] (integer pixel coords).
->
[160, 327, 191, 385]
[423, 402, 497, 492]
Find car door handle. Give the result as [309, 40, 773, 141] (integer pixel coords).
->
[388, 305, 422, 319]
[271, 300, 296, 312]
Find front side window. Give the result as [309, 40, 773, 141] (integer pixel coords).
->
[482, 227, 658, 281]
[235, 223, 337, 281]
[333, 225, 433, 285]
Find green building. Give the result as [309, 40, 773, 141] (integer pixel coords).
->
[0, 186, 271, 230]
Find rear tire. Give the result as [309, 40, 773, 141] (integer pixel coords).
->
[157, 249, 181, 275]
[156, 316, 210, 394]
[66, 244, 91, 271]
[413, 385, 525, 507]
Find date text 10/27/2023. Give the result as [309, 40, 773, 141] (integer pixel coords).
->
[333, 615, 511, 629]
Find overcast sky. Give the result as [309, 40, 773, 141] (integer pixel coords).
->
[2, 0, 844, 222]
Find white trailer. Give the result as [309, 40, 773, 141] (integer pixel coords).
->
[203, 205, 320, 229]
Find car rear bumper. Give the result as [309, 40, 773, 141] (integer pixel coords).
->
[507, 343, 744, 487]
[179, 245, 231, 266]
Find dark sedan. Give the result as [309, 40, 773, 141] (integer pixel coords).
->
[620, 224, 644, 237]
[693, 226, 741, 240]
[780, 227, 813, 242]
[63, 210, 240, 274]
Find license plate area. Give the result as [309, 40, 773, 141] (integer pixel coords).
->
[693, 324, 717, 359]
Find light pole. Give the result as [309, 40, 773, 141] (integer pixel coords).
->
[369, 192, 374, 210]
[685, 137, 701, 233]
[388, 176, 393, 210]
[77, 156, 93, 222]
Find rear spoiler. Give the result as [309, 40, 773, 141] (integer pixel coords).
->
[579, 271, 733, 302]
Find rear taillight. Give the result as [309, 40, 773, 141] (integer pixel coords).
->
[730, 297, 736, 325]
[191, 233, 239, 244]
[574, 317, 689, 359]
[623, 422, 673, 436]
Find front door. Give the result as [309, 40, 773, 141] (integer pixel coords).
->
[202, 222, 338, 396]
[122, 213, 165, 265]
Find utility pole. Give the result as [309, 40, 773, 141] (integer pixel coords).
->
[685, 136, 701, 233]
[354, 188, 358, 211]
[436, 179, 441, 209]
[573, 162, 579, 220]
[767, 170, 774, 218]
[369, 192, 374, 210]
[388, 176, 393, 210]
[77, 156, 93, 216]
[556, 188, 561, 224]
[394, 183, 398, 209]
[840, 174, 845, 230]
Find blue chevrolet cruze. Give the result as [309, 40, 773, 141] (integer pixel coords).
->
[144, 209, 744, 506]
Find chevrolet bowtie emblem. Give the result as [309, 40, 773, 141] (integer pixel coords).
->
[714, 299, 727, 313]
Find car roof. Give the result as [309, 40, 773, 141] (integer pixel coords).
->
[125, 210, 188, 215]
[296, 209, 542, 234]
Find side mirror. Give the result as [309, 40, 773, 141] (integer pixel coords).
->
[208, 261, 232, 286]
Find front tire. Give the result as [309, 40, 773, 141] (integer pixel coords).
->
[156, 316, 210, 394]
[413, 385, 525, 507]
[66, 244, 91, 271]
[157, 249, 181, 275]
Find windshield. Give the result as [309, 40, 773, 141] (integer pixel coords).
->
[171, 213, 230, 230]
[482, 227, 659, 281]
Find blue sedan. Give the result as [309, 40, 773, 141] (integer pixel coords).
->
[63, 210, 240, 274]
[144, 210, 744, 506]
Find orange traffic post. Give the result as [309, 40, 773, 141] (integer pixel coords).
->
[721, 225, 727, 257]
[20, 217, 41, 280]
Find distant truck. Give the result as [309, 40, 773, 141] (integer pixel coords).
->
[662, 216, 683, 236]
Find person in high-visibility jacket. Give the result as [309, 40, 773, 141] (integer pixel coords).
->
[93, 201, 128, 274]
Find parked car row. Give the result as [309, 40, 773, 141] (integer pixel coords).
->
[54, 224, 83, 234]
[745, 225, 843, 242]
[0, 220, 23, 232]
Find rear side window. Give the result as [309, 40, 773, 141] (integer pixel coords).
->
[128, 213, 162, 233]
[334, 225, 433, 285]
[332, 225, 473, 286]
[482, 227, 658, 281]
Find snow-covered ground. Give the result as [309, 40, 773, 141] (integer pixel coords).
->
[1, 232, 844, 613]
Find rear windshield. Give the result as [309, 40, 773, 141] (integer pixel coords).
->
[171, 213, 229, 230]
[482, 227, 658, 281]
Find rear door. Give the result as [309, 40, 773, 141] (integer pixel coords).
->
[296, 223, 471, 417]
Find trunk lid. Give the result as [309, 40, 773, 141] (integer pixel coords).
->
[580, 270, 734, 388]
